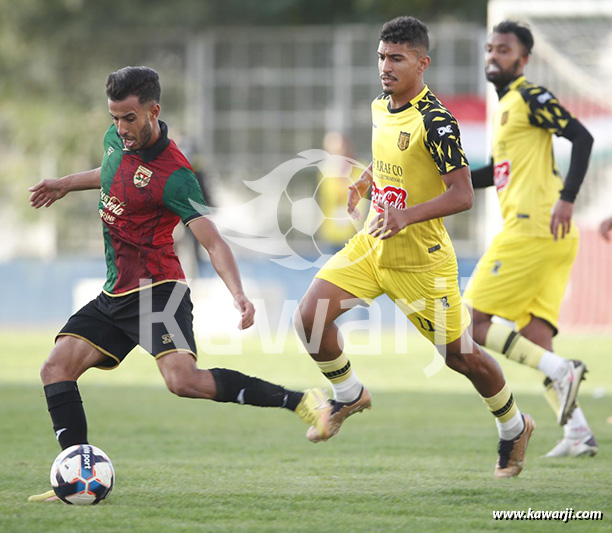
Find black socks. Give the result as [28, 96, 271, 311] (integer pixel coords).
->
[44, 381, 88, 450]
[210, 368, 303, 411]
[43, 371, 304, 452]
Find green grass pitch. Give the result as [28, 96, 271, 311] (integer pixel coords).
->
[1, 329, 611, 532]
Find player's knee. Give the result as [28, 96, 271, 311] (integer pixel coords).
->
[443, 339, 482, 377]
[163, 369, 213, 399]
[40, 356, 68, 385]
[444, 351, 470, 375]
[164, 373, 189, 397]
[39, 358, 52, 383]
[162, 366, 190, 397]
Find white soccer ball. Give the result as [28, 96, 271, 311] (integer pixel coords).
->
[50, 444, 115, 505]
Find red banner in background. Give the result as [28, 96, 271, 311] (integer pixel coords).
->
[559, 226, 612, 332]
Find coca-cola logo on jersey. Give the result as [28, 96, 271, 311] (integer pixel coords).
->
[493, 160, 511, 192]
[371, 183, 408, 212]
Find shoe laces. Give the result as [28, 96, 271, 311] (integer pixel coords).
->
[329, 399, 344, 415]
[329, 388, 363, 414]
[498, 420, 526, 468]
[497, 438, 516, 469]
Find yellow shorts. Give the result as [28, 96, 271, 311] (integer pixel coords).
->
[315, 233, 471, 345]
[463, 231, 579, 332]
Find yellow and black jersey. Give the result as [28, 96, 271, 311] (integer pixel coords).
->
[367, 85, 469, 271]
[491, 75, 577, 238]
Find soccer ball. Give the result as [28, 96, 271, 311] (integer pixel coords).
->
[50, 444, 115, 505]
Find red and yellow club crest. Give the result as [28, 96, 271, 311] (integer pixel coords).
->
[397, 131, 411, 151]
[133, 165, 153, 188]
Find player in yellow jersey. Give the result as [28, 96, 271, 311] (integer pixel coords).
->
[318, 131, 364, 250]
[464, 21, 597, 457]
[293, 16, 535, 478]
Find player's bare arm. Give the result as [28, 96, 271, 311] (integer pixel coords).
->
[188, 216, 255, 330]
[369, 166, 473, 240]
[347, 161, 373, 219]
[29, 167, 102, 209]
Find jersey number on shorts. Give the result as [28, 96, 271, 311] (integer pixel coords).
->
[416, 317, 436, 332]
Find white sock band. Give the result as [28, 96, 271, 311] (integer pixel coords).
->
[537, 351, 569, 381]
[496, 411, 524, 441]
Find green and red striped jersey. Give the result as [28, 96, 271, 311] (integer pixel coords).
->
[99, 121, 207, 295]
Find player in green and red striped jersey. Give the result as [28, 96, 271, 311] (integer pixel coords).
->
[27, 66, 330, 502]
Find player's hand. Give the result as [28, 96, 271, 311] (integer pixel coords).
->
[347, 165, 373, 220]
[368, 200, 410, 240]
[347, 183, 364, 219]
[599, 216, 612, 242]
[233, 293, 255, 330]
[29, 178, 68, 208]
[549, 199, 573, 241]
[348, 181, 371, 220]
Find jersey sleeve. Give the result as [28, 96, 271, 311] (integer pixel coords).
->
[162, 167, 209, 224]
[423, 109, 469, 175]
[521, 85, 575, 135]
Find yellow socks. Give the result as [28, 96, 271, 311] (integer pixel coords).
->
[482, 383, 524, 440]
[315, 353, 362, 402]
[485, 322, 545, 369]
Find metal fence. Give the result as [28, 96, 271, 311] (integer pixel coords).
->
[183, 22, 487, 255]
[186, 23, 486, 176]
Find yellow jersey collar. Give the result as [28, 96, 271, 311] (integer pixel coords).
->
[497, 75, 526, 100]
[387, 84, 430, 114]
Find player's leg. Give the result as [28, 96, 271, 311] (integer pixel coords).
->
[472, 315, 587, 426]
[40, 336, 107, 451]
[42, 291, 136, 452]
[520, 236, 593, 453]
[144, 283, 331, 435]
[464, 235, 585, 426]
[469, 307, 552, 393]
[155, 351, 330, 435]
[520, 318, 597, 457]
[294, 278, 373, 442]
[294, 234, 387, 441]
[471, 309, 594, 455]
[388, 256, 534, 477]
[295, 278, 363, 391]
[464, 233, 554, 370]
[295, 234, 382, 408]
[156, 350, 302, 407]
[470, 307, 494, 347]
[30, 295, 133, 503]
[29, 338, 107, 503]
[443, 333, 535, 478]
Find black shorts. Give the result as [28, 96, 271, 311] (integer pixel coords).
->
[57, 282, 197, 369]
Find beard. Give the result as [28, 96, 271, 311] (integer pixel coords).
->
[486, 58, 522, 88]
[135, 122, 153, 151]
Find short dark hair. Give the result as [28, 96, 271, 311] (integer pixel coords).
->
[105, 66, 161, 104]
[379, 16, 429, 52]
[492, 20, 534, 55]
